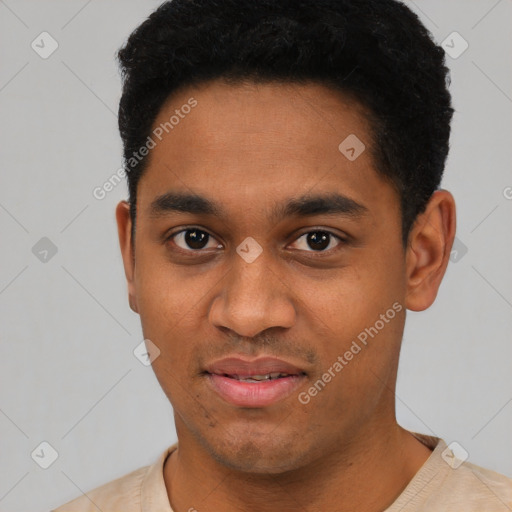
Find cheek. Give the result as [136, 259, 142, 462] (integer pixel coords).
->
[301, 322, 403, 430]
[306, 261, 401, 339]
[301, 263, 405, 402]
[134, 265, 198, 388]
[144, 325, 203, 413]
[135, 256, 194, 332]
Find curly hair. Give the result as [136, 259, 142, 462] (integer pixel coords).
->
[116, 0, 454, 246]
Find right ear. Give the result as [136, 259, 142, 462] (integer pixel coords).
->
[116, 200, 139, 313]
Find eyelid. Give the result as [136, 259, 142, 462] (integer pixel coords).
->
[293, 226, 348, 242]
[165, 225, 222, 250]
[289, 228, 347, 254]
[165, 226, 348, 254]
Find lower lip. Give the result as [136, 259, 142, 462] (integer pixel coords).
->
[206, 373, 305, 407]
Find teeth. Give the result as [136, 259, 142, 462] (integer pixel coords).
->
[230, 372, 290, 381]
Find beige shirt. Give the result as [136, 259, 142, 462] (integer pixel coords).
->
[52, 433, 512, 511]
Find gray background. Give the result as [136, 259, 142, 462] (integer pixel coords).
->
[0, 1, 511, 511]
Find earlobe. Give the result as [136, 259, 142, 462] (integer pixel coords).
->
[405, 190, 456, 312]
[115, 200, 139, 314]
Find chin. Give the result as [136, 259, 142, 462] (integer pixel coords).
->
[202, 430, 312, 474]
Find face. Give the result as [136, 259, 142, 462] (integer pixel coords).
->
[120, 79, 411, 473]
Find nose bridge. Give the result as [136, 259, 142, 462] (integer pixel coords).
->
[232, 248, 274, 303]
[209, 244, 296, 338]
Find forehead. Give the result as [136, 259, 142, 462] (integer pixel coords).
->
[150, 78, 373, 158]
[137, 79, 397, 222]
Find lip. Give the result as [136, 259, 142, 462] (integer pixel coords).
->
[204, 356, 307, 408]
[205, 356, 305, 377]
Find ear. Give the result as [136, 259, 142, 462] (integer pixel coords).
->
[405, 189, 456, 311]
[116, 200, 139, 314]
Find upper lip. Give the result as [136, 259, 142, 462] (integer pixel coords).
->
[204, 357, 306, 377]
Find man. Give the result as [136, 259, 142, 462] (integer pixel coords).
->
[53, 0, 512, 510]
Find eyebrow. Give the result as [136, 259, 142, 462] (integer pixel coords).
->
[148, 191, 368, 222]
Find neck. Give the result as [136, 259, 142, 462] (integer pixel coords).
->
[163, 423, 433, 512]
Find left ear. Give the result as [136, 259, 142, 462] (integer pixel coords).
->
[405, 189, 456, 311]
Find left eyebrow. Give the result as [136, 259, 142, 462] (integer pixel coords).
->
[270, 193, 369, 222]
[148, 191, 369, 222]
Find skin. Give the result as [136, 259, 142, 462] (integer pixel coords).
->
[116, 79, 456, 512]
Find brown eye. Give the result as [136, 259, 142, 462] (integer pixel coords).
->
[291, 230, 343, 252]
[169, 228, 221, 251]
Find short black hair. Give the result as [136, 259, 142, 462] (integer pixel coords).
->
[116, 0, 453, 247]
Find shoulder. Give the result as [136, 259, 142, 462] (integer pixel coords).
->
[437, 459, 512, 510]
[51, 464, 150, 512]
[51, 444, 177, 512]
[388, 434, 512, 512]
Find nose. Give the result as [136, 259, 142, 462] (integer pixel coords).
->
[208, 249, 296, 339]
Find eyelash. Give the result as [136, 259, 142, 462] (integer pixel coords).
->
[164, 226, 347, 256]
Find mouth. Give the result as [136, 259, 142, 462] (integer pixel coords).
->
[215, 372, 298, 382]
[203, 357, 307, 408]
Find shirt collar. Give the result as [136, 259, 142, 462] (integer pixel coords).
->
[141, 443, 178, 512]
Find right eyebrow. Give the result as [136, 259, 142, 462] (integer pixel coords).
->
[149, 192, 223, 219]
